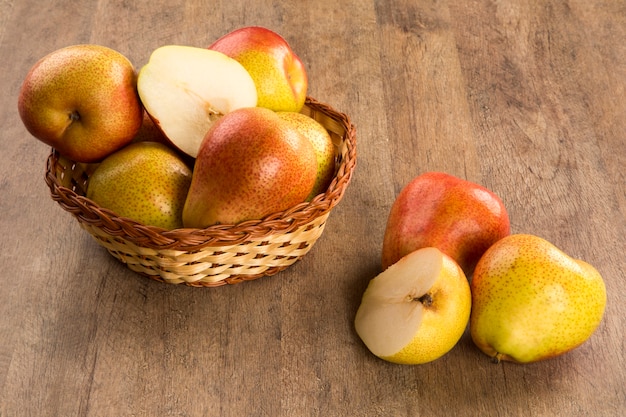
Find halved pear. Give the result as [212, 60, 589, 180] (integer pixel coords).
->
[137, 45, 257, 158]
[354, 247, 471, 364]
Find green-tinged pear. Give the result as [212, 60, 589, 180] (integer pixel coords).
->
[470, 234, 607, 364]
[87, 142, 192, 230]
[277, 111, 335, 201]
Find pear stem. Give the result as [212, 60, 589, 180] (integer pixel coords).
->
[416, 293, 433, 307]
[68, 110, 81, 122]
[492, 353, 503, 364]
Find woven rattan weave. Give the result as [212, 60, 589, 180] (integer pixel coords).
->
[44, 97, 357, 286]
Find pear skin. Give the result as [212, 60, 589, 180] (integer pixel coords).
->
[209, 26, 308, 112]
[276, 111, 336, 201]
[382, 172, 510, 276]
[86, 142, 192, 230]
[18, 44, 143, 163]
[470, 234, 607, 363]
[182, 107, 317, 228]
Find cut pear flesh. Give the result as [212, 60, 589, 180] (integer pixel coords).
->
[354, 247, 471, 364]
[137, 45, 258, 158]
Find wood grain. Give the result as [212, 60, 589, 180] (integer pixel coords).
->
[0, 0, 624, 416]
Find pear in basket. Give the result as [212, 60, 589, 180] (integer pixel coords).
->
[137, 45, 257, 158]
[277, 111, 336, 201]
[209, 26, 308, 112]
[87, 142, 192, 230]
[182, 107, 317, 228]
[18, 44, 143, 163]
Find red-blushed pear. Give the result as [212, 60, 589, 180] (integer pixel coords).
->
[182, 107, 317, 228]
[470, 234, 607, 364]
[137, 45, 257, 158]
[209, 26, 308, 112]
[18, 44, 143, 163]
[276, 111, 336, 201]
[381, 172, 510, 276]
[355, 247, 471, 365]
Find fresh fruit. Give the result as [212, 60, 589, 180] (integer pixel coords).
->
[137, 45, 257, 158]
[381, 172, 510, 276]
[470, 234, 607, 364]
[277, 111, 335, 200]
[18, 44, 143, 163]
[87, 142, 192, 230]
[182, 107, 317, 228]
[354, 247, 471, 365]
[209, 26, 308, 112]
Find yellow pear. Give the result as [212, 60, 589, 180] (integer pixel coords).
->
[355, 247, 471, 365]
[276, 111, 336, 200]
[208, 26, 308, 112]
[18, 44, 143, 163]
[87, 142, 192, 230]
[470, 234, 607, 363]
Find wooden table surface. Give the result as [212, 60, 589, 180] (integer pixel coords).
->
[1, 1, 624, 416]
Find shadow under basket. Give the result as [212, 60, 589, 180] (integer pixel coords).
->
[44, 97, 357, 287]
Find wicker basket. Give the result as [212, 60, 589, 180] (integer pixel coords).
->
[44, 97, 356, 287]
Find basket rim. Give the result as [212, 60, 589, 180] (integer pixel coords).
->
[44, 96, 357, 252]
